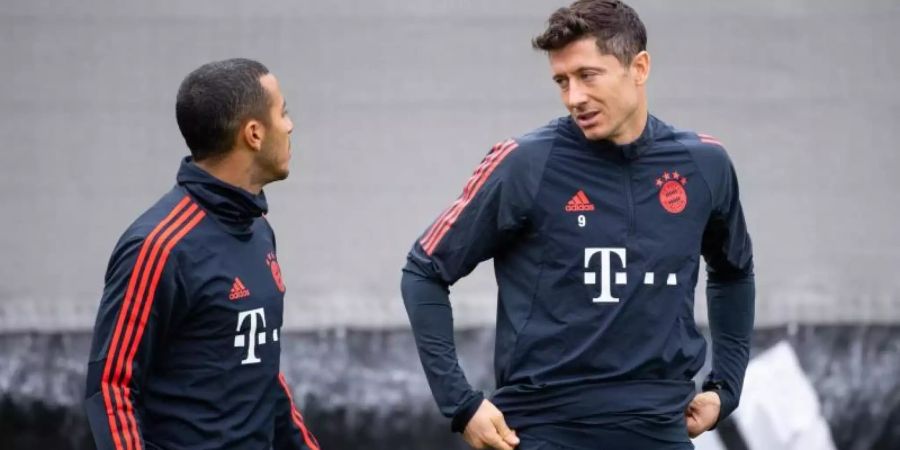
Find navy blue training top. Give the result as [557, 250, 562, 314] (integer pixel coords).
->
[402, 115, 755, 446]
[85, 158, 319, 450]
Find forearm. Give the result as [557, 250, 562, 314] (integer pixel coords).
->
[84, 361, 143, 450]
[705, 274, 755, 421]
[274, 373, 320, 450]
[401, 260, 483, 431]
[85, 340, 147, 450]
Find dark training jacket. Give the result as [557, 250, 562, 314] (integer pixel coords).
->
[85, 158, 319, 450]
[402, 115, 754, 445]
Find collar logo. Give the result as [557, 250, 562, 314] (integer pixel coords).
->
[655, 171, 687, 214]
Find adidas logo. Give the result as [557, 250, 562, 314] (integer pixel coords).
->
[565, 190, 596, 212]
[229, 277, 251, 300]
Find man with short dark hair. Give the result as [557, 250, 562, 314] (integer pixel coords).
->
[84, 59, 319, 450]
[401, 1, 754, 449]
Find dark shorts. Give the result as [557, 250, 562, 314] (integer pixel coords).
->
[516, 432, 566, 450]
[516, 428, 695, 450]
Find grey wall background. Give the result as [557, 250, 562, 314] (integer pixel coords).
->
[0, 0, 898, 333]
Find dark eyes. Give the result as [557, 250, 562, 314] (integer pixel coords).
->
[554, 70, 601, 88]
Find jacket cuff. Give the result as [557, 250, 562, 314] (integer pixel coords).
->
[702, 381, 736, 429]
[450, 392, 485, 433]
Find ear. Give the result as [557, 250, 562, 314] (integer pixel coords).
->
[630, 50, 651, 86]
[242, 119, 266, 152]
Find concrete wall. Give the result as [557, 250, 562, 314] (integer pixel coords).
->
[1, 0, 898, 331]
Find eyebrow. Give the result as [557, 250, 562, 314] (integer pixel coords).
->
[554, 65, 607, 77]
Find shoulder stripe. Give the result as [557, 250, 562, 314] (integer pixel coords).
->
[420, 139, 518, 255]
[100, 196, 204, 450]
[278, 373, 321, 450]
[698, 133, 724, 147]
[419, 139, 512, 251]
[419, 139, 510, 248]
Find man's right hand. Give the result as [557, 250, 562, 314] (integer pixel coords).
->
[462, 400, 520, 450]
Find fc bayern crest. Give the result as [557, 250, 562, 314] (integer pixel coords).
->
[266, 252, 286, 293]
[655, 171, 688, 214]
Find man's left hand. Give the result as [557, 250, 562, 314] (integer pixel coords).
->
[685, 391, 721, 438]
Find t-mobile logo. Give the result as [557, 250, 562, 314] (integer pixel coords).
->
[233, 307, 280, 365]
[584, 248, 678, 303]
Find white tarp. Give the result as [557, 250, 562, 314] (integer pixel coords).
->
[735, 341, 837, 450]
[693, 429, 727, 450]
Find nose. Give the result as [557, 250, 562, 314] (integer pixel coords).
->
[565, 81, 588, 111]
[286, 116, 294, 134]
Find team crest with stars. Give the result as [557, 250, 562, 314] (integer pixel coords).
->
[266, 252, 286, 293]
[656, 171, 688, 214]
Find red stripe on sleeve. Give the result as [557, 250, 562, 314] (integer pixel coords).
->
[423, 140, 518, 255]
[100, 196, 191, 450]
[419, 140, 509, 249]
[118, 207, 205, 449]
[278, 373, 320, 450]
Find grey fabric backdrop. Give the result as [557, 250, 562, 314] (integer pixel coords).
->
[0, 0, 898, 332]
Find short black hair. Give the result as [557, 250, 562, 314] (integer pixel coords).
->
[532, 0, 647, 66]
[175, 58, 271, 161]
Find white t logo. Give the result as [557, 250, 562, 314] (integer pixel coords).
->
[234, 307, 267, 365]
[584, 247, 627, 303]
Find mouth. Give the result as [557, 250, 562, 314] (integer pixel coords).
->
[574, 111, 600, 129]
